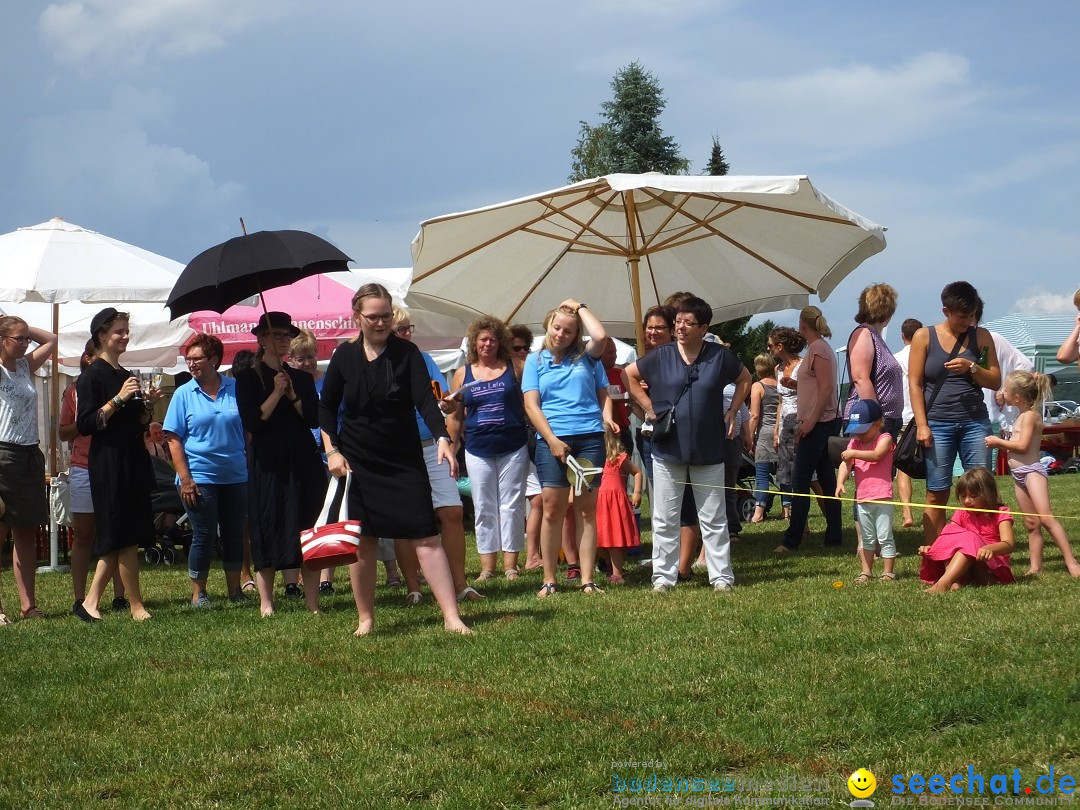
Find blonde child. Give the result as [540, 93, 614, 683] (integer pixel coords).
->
[918, 468, 1015, 592]
[985, 370, 1080, 577]
[835, 400, 896, 583]
[595, 426, 643, 584]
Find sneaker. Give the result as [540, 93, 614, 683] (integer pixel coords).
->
[652, 583, 672, 593]
[111, 596, 131, 612]
[229, 591, 252, 604]
[191, 592, 211, 609]
[319, 581, 334, 596]
[284, 583, 302, 599]
[713, 583, 734, 593]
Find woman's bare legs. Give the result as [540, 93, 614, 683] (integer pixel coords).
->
[8, 526, 37, 614]
[413, 536, 471, 633]
[923, 489, 951, 546]
[256, 568, 276, 617]
[349, 538, 378, 636]
[896, 470, 915, 527]
[539, 487, 571, 596]
[524, 493, 543, 569]
[394, 538, 423, 596]
[115, 546, 149, 620]
[571, 488, 600, 589]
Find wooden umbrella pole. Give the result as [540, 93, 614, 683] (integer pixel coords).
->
[624, 191, 646, 352]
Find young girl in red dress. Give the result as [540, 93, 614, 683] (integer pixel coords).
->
[596, 426, 642, 585]
[918, 467, 1015, 592]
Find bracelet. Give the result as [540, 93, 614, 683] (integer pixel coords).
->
[287, 395, 300, 403]
[326, 448, 340, 457]
[111, 395, 124, 409]
[437, 436, 451, 445]
[968, 361, 977, 375]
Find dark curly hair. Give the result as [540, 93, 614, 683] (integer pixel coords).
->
[465, 316, 514, 364]
[768, 326, 806, 355]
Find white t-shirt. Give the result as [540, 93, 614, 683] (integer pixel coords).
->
[893, 344, 912, 423]
[0, 358, 39, 445]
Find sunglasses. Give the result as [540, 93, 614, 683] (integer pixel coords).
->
[512, 344, 530, 353]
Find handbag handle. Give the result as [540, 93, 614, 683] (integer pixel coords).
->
[315, 471, 351, 529]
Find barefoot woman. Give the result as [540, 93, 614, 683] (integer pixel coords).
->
[319, 284, 470, 636]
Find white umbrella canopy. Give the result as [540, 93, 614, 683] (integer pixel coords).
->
[0, 217, 185, 303]
[410, 173, 886, 347]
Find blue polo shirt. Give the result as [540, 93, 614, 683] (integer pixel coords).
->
[162, 375, 248, 484]
[521, 349, 606, 436]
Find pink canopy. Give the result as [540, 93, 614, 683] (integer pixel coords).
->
[187, 274, 356, 363]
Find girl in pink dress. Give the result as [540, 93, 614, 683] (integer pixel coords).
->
[918, 467, 1015, 592]
[596, 427, 642, 585]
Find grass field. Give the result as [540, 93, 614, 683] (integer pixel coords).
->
[2, 474, 1080, 809]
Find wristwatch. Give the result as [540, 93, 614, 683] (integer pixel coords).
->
[576, 303, 587, 314]
[967, 361, 976, 375]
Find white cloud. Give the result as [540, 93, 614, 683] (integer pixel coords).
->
[22, 86, 242, 230]
[724, 52, 987, 158]
[1014, 289, 1079, 316]
[39, 0, 295, 67]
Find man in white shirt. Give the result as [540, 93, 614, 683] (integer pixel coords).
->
[892, 318, 922, 528]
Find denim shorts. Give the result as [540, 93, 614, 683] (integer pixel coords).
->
[534, 433, 605, 489]
[925, 418, 992, 492]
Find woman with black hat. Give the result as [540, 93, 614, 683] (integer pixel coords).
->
[74, 308, 157, 621]
[0, 315, 57, 622]
[234, 311, 325, 617]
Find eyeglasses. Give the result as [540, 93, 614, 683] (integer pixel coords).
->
[645, 325, 670, 332]
[185, 354, 208, 366]
[394, 324, 415, 336]
[360, 312, 393, 324]
[674, 320, 702, 329]
[512, 344, 530, 353]
[270, 331, 293, 341]
[2, 335, 31, 345]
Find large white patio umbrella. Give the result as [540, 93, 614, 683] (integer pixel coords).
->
[0, 217, 185, 569]
[410, 173, 886, 347]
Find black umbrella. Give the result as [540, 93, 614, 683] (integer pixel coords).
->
[167, 229, 353, 318]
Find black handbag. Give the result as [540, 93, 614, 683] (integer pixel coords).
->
[648, 360, 697, 443]
[894, 327, 975, 479]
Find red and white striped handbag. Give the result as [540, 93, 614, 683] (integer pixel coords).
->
[300, 471, 361, 570]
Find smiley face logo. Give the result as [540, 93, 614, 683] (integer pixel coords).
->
[848, 769, 877, 799]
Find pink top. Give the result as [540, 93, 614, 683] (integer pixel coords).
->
[796, 337, 838, 424]
[59, 383, 90, 468]
[847, 435, 894, 502]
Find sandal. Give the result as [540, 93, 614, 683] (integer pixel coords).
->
[405, 591, 423, 606]
[241, 579, 257, 593]
[879, 572, 897, 582]
[537, 582, 557, 599]
[581, 582, 605, 595]
[504, 567, 520, 581]
[852, 572, 872, 585]
[457, 586, 484, 602]
[20, 606, 44, 620]
[564, 565, 581, 581]
[0, 613, 10, 627]
[475, 570, 496, 582]
[385, 577, 403, 588]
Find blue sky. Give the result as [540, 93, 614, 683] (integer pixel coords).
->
[2, 1, 1079, 348]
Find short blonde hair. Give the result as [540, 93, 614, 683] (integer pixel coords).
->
[753, 352, 777, 379]
[854, 283, 898, 325]
[290, 328, 317, 357]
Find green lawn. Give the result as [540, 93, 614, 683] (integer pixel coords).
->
[2, 474, 1079, 809]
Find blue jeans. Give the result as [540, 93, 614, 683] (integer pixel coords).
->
[754, 461, 789, 508]
[925, 419, 992, 492]
[183, 481, 248, 581]
[783, 419, 842, 549]
[534, 433, 606, 489]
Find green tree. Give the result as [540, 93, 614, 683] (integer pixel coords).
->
[569, 62, 690, 182]
[711, 317, 777, 373]
[703, 135, 730, 176]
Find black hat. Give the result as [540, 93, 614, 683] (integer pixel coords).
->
[252, 311, 300, 339]
[89, 307, 120, 337]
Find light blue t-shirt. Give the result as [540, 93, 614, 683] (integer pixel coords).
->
[414, 350, 447, 441]
[162, 375, 248, 484]
[521, 349, 606, 436]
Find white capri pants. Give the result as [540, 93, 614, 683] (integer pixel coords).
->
[652, 459, 733, 588]
[465, 445, 529, 555]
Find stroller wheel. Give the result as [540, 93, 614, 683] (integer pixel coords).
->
[144, 546, 161, 565]
[161, 545, 177, 566]
[738, 494, 756, 524]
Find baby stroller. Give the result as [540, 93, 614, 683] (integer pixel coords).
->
[145, 456, 191, 565]
[734, 449, 778, 523]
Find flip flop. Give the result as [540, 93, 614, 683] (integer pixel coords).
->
[457, 586, 484, 602]
[241, 579, 257, 593]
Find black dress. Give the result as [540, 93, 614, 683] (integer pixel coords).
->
[235, 362, 326, 571]
[319, 336, 448, 539]
[75, 359, 154, 555]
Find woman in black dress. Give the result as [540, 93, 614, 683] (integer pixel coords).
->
[320, 284, 471, 636]
[235, 312, 326, 617]
[74, 308, 157, 622]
